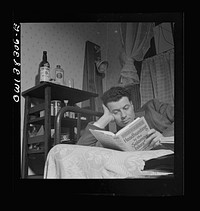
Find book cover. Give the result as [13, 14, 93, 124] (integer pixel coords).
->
[89, 117, 152, 151]
[143, 153, 174, 172]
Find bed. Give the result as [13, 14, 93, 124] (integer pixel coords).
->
[44, 144, 173, 179]
[44, 95, 174, 179]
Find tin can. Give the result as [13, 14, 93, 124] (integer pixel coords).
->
[51, 100, 61, 116]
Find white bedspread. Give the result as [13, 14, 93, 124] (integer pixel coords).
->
[44, 144, 173, 179]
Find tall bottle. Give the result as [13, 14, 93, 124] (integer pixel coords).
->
[55, 65, 64, 85]
[39, 51, 50, 83]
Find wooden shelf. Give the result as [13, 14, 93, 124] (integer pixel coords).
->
[22, 82, 98, 178]
[28, 148, 45, 154]
[28, 116, 44, 124]
[27, 175, 44, 179]
[29, 103, 45, 114]
[28, 135, 44, 144]
[28, 115, 89, 128]
[22, 82, 98, 104]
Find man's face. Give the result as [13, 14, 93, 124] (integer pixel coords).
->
[107, 96, 135, 128]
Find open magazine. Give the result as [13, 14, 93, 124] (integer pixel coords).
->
[89, 117, 174, 151]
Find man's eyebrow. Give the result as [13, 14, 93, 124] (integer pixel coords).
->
[111, 104, 130, 112]
[123, 104, 130, 107]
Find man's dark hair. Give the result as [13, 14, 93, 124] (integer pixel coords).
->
[101, 86, 131, 106]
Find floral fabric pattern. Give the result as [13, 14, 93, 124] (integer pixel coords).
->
[44, 144, 173, 179]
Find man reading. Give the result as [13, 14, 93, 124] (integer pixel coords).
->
[77, 86, 174, 150]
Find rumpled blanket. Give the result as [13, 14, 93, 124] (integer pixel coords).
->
[44, 144, 173, 179]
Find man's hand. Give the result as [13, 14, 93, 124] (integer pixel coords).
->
[144, 129, 163, 150]
[102, 104, 114, 121]
[93, 104, 114, 129]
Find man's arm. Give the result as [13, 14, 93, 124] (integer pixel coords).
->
[93, 104, 114, 128]
[77, 104, 114, 147]
[76, 122, 104, 146]
[140, 99, 174, 150]
[142, 99, 174, 136]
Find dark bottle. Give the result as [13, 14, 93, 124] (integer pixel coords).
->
[39, 51, 50, 83]
[35, 51, 50, 85]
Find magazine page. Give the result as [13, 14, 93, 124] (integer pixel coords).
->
[112, 136, 130, 151]
[118, 117, 151, 151]
[116, 117, 140, 136]
[89, 129, 128, 151]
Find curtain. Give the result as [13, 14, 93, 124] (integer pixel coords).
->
[124, 84, 141, 112]
[140, 48, 174, 106]
[119, 22, 154, 86]
[82, 41, 103, 112]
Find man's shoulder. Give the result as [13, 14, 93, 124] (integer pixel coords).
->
[135, 110, 145, 118]
[135, 99, 160, 118]
[140, 98, 164, 112]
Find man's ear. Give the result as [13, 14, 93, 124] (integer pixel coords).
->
[130, 101, 134, 109]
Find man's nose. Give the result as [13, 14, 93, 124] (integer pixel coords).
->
[121, 110, 127, 119]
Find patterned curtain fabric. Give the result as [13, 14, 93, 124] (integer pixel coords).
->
[119, 22, 154, 86]
[140, 49, 174, 106]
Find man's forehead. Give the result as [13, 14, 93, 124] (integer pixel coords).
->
[107, 96, 131, 110]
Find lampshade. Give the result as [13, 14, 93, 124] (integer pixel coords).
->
[96, 60, 109, 73]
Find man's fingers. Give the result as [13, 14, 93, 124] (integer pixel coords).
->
[145, 130, 162, 149]
[147, 128, 156, 135]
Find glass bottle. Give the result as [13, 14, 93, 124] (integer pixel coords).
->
[55, 65, 64, 85]
[39, 51, 50, 83]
